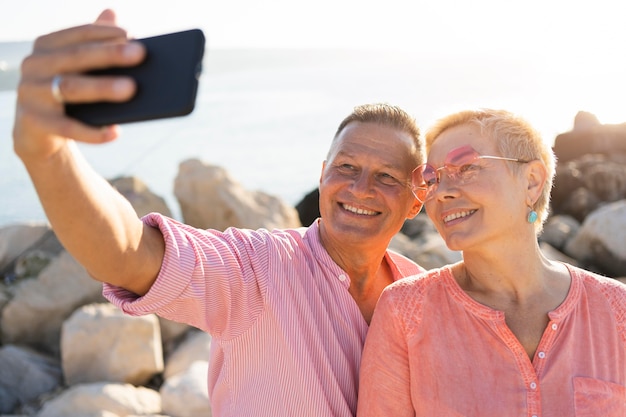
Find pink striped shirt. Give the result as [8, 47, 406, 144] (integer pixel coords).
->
[104, 213, 425, 417]
[358, 264, 626, 417]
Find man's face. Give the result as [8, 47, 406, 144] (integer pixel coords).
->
[318, 121, 422, 249]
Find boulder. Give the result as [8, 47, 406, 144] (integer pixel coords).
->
[553, 112, 626, 163]
[36, 382, 161, 417]
[61, 303, 163, 386]
[109, 176, 172, 218]
[174, 159, 301, 231]
[161, 361, 211, 417]
[0, 251, 105, 355]
[564, 200, 626, 276]
[0, 344, 62, 414]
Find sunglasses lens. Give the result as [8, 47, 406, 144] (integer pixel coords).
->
[446, 145, 480, 166]
[412, 187, 428, 202]
[420, 165, 437, 187]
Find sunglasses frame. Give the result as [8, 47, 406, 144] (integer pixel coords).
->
[411, 145, 530, 203]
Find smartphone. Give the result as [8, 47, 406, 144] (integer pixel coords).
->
[65, 29, 205, 126]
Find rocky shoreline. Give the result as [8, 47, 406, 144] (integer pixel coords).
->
[1, 112, 625, 416]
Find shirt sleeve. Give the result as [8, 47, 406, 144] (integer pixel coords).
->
[357, 285, 415, 417]
[103, 213, 272, 339]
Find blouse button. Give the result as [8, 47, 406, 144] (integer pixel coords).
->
[538, 351, 546, 359]
[530, 382, 537, 390]
[551, 323, 558, 330]
[338, 274, 347, 281]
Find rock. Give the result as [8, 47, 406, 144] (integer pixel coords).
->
[540, 215, 581, 250]
[36, 382, 161, 417]
[390, 229, 462, 271]
[109, 176, 172, 218]
[161, 361, 211, 417]
[0, 345, 62, 414]
[295, 188, 320, 227]
[0, 223, 48, 271]
[551, 153, 626, 220]
[174, 159, 301, 231]
[0, 251, 105, 355]
[553, 114, 626, 163]
[61, 303, 163, 386]
[572, 111, 601, 131]
[564, 200, 626, 276]
[0, 223, 62, 274]
[163, 330, 211, 380]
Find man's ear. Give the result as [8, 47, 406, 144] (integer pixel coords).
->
[319, 160, 327, 184]
[407, 199, 423, 219]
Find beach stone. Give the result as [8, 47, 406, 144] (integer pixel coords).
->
[295, 187, 320, 227]
[174, 159, 301, 231]
[390, 229, 461, 271]
[109, 176, 172, 218]
[159, 316, 192, 352]
[36, 382, 161, 417]
[0, 223, 62, 272]
[0, 222, 48, 269]
[61, 303, 163, 386]
[564, 200, 626, 277]
[0, 251, 105, 355]
[161, 360, 211, 417]
[0, 344, 62, 414]
[540, 215, 581, 250]
[164, 330, 212, 380]
[553, 113, 626, 163]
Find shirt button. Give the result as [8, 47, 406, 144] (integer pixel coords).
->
[532, 415, 538, 417]
[551, 323, 558, 330]
[538, 352, 546, 359]
[530, 382, 537, 390]
[338, 274, 347, 281]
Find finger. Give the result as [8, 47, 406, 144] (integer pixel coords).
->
[52, 115, 121, 144]
[54, 74, 137, 104]
[95, 9, 118, 26]
[17, 74, 137, 114]
[34, 23, 128, 52]
[22, 40, 146, 79]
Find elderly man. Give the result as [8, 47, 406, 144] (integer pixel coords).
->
[13, 9, 426, 417]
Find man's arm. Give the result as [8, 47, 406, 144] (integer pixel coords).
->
[13, 10, 163, 295]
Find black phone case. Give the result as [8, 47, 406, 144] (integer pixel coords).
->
[65, 29, 205, 126]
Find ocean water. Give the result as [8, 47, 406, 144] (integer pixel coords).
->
[1, 46, 618, 227]
[0, 49, 438, 226]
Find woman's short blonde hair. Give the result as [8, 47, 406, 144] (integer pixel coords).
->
[425, 109, 556, 234]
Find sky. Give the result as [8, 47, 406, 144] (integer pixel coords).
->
[2, 0, 625, 131]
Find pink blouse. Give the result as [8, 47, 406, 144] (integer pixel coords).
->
[358, 264, 626, 417]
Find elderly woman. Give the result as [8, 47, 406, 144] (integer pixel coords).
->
[357, 109, 626, 416]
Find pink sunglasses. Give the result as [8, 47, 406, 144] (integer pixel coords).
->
[411, 145, 530, 202]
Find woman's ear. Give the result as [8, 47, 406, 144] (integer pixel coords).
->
[526, 159, 547, 204]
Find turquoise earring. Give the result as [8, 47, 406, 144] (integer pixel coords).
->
[527, 209, 538, 224]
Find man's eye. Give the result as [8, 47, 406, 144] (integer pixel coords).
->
[336, 164, 355, 172]
[377, 173, 401, 186]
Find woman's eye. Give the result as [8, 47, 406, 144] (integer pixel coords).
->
[425, 177, 438, 187]
[458, 163, 481, 174]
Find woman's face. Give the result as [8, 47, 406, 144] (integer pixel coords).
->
[422, 123, 528, 252]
